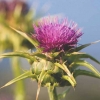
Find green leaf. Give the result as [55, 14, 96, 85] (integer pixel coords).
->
[62, 75, 76, 87]
[54, 63, 65, 71]
[73, 69, 100, 79]
[54, 63, 76, 87]
[55, 63, 73, 78]
[0, 71, 35, 89]
[10, 27, 39, 48]
[32, 52, 47, 59]
[58, 87, 70, 100]
[73, 60, 100, 77]
[51, 51, 61, 57]
[0, 51, 36, 61]
[75, 40, 100, 51]
[68, 52, 100, 64]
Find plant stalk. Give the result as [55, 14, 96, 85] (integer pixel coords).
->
[48, 86, 58, 100]
[11, 57, 25, 100]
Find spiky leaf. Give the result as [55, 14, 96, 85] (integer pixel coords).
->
[31, 52, 47, 59]
[75, 40, 100, 51]
[10, 27, 39, 48]
[54, 63, 76, 87]
[0, 51, 36, 62]
[62, 75, 76, 87]
[74, 69, 100, 79]
[0, 71, 35, 89]
[67, 52, 100, 64]
[72, 60, 100, 77]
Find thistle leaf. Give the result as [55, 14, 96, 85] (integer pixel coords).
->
[68, 52, 100, 64]
[73, 60, 100, 77]
[62, 75, 76, 87]
[0, 51, 36, 61]
[54, 63, 76, 87]
[51, 51, 61, 57]
[10, 27, 39, 48]
[74, 69, 100, 79]
[75, 40, 100, 51]
[0, 71, 35, 89]
[32, 52, 47, 59]
[54, 63, 65, 71]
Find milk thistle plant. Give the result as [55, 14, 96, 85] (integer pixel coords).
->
[0, 16, 100, 100]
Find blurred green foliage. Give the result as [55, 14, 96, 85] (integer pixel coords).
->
[0, 0, 45, 100]
[0, 0, 35, 52]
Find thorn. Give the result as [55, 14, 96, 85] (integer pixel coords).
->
[0, 84, 6, 89]
[94, 40, 100, 43]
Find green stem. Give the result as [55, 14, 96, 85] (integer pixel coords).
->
[11, 57, 25, 100]
[48, 86, 58, 100]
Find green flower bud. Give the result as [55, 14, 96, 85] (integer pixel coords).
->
[31, 59, 54, 75]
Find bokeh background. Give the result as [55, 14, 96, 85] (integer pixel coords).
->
[0, 0, 100, 100]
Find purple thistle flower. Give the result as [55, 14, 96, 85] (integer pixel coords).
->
[0, 0, 29, 18]
[33, 16, 83, 52]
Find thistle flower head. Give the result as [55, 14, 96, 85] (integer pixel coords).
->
[33, 16, 83, 52]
